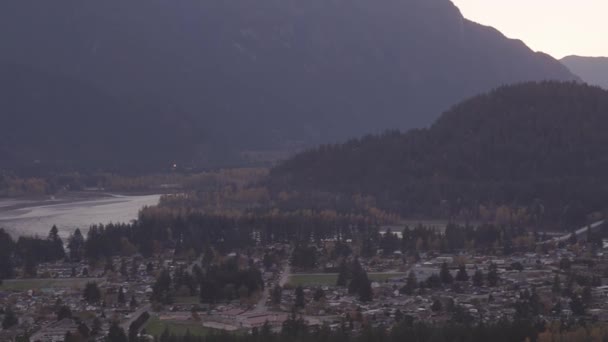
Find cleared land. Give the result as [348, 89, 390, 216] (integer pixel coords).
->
[0, 278, 105, 291]
[144, 316, 212, 337]
[288, 273, 405, 286]
[174, 296, 200, 304]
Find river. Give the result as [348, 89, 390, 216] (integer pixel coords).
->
[0, 193, 160, 239]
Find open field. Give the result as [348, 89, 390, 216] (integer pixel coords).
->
[288, 273, 406, 286]
[144, 316, 213, 337]
[0, 277, 105, 291]
[174, 296, 200, 304]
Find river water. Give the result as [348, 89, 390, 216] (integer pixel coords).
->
[0, 194, 160, 239]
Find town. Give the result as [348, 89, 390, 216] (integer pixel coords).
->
[2, 218, 608, 342]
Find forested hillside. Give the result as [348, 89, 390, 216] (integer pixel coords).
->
[270, 82, 608, 226]
[0, 64, 198, 172]
[0, 0, 577, 170]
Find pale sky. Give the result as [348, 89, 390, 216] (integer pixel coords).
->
[450, 0, 608, 59]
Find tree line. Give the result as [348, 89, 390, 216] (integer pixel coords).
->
[269, 82, 608, 230]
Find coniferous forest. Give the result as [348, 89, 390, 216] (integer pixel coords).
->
[270, 82, 608, 228]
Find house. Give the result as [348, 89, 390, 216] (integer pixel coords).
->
[30, 318, 79, 342]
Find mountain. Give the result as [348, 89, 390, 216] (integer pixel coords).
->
[0, 0, 578, 170]
[0, 64, 198, 172]
[269, 82, 608, 224]
[561, 56, 608, 89]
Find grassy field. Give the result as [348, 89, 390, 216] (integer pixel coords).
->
[174, 296, 200, 304]
[288, 274, 338, 286]
[144, 316, 212, 337]
[0, 278, 104, 291]
[369, 273, 406, 282]
[288, 273, 405, 286]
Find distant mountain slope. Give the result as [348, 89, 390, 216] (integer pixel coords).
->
[0, 0, 577, 170]
[0, 65, 198, 172]
[270, 82, 608, 223]
[562, 56, 608, 89]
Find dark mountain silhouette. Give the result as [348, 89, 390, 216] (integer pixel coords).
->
[0, 64, 198, 172]
[270, 82, 608, 223]
[562, 56, 608, 89]
[0, 0, 577, 170]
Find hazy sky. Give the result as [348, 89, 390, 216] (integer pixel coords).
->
[451, 0, 607, 59]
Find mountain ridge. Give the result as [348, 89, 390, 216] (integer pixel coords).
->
[0, 64, 199, 172]
[561, 55, 608, 89]
[0, 0, 578, 170]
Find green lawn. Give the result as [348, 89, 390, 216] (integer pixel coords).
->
[144, 316, 212, 337]
[288, 274, 338, 286]
[174, 296, 200, 304]
[288, 273, 405, 286]
[369, 273, 406, 282]
[0, 278, 104, 291]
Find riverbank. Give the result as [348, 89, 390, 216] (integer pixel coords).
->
[0, 193, 161, 238]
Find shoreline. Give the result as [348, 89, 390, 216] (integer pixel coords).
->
[0, 192, 162, 215]
[0, 193, 162, 239]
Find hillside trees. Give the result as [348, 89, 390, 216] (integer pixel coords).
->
[270, 82, 608, 228]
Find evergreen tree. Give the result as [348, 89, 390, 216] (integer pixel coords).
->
[91, 317, 102, 335]
[24, 254, 37, 278]
[77, 322, 90, 338]
[472, 269, 484, 287]
[152, 270, 173, 304]
[199, 278, 219, 304]
[400, 271, 417, 295]
[336, 261, 349, 287]
[570, 294, 586, 316]
[2, 307, 18, 329]
[582, 286, 593, 304]
[282, 311, 308, 338]
[107, 321, 128, 342]
[291, 244, 317, 270]
[426, 274, 442, 289]
[64, 331, 80, 342]
[313, 288, 325, 302]
[160, 327, 170, 342]
[487, 263, 499, 287]
[0, 229, 15, 280]
[510, 262, 523, 272]
[455, 264, 469, 281]
[440, 262, 453, 284]
[357, 273, 373, 302]
[560, 258, 572, 271]
[117, 286, 126, 305]
[56, 305, 72, 321]
[83, 282, 102, 304]
[105, 257, 115, 273]
[552, 274, 561, 294]
[67, 228, 85, 262]
[272, 285, 283, 305]
[48, 225, 65, 260]
[203, 246, 214, 266]
[431, 299, 443, 312]
[295, 286, 305, 308]
[120, 259, 128, 277]
[130, 295, 138, 308]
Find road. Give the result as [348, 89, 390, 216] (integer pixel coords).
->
[279, 263, 291, 287]
[252, 262, 291, 313]
[121, 303, 152, 332]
